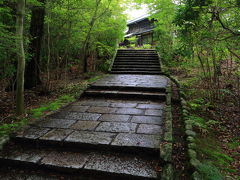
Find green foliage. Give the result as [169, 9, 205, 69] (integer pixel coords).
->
[142, 44, 152, 49]
[41, 0, 127, 72]
[197, 136, 236, 177]
[197, 162, 223, 180]
[128, 36, 137, 44]
[0, 118, 28, 137]
[227, 138, 240, 150]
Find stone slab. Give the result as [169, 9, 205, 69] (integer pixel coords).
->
[84, 152, 158, 179]
[70, 121, 100, 131]
[87, 107, 117, 114]
[65, 112, 101, 121]
[96, 122, 137, 133]
[37, 119, 76, 129]
[115, 108, 144, 115]
[62, 105, 90, 112]
[137, 104, 164, 109]
[110, 102, 137, 108]
[80, 101, 110, 107]
[40, 129, 73, 141]
[65, 131, 116, 145]
[98, 114, 130, 122]
[137, 124, 163, 135]
[145, 110, 163, 116]
[111, 133, 161, 149]
[16, 127, 51, 139]
[41, 151, 89, 169]
[0, 149, 43, 164]
[131, 116, 162, 125]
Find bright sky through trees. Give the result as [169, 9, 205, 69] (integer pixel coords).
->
[124, 4, 149, 20]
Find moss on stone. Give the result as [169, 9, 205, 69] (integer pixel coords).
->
[188, 149, 197, 159]
[188, 143, 197, 149]
[192, 171, 202, 180]
[190, 158, 201, 167]
[187, 136, 195, 143]
[164, 131, 173, 142]
[160, 143, 172, 162]
[186, 130, 196, 137]
[161, 163, 173, 180]
[185, 124, 193, 130]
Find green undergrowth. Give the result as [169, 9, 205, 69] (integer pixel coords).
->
[0, 74, 104, 138]
[184, 90, 238, 179]
[31, 95, 75, 119]
[196, 135, 235, 179]
[0, 118, 28, 138]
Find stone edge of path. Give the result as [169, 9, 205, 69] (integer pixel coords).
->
[160, 83, 174, 180]
[164, 74, 201, 180]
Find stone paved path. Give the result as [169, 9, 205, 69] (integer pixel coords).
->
[0, 49, 170, 179]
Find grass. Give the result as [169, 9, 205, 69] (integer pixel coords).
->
[31, 95, 75, 119]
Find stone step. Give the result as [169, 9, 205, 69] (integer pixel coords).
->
[117, 54, 157, 56]
[12, 124, 162, 156]
[111, 68, 160, 71]
[112, 65, 160, 68]
[117, 53, 158, 56]
[116, 56, 158, 59]
[114, 60, 159, 63]
[84, 90, 166, 100]
[89, 85, 166, 93]
[113, 62, 160, 65]
[114, 61, 159, 64]
[0, 145, 160, 180]
[117, 49, 156, 52]
[110, 71, 163, 75]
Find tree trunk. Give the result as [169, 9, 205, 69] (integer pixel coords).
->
[16, 0, 26, 115]
[25, 0, 45, 89]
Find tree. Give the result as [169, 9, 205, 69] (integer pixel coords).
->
[25, 0, 45, 89]
[16, 0, 26, 115]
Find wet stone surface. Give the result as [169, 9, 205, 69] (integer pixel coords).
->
[65, 131, 116, 145]
[70, 120, 100, 131]
[62, 105, 90, 112]
[137, 124, 163, 135]
[41, 151, 90, 169]
[111, 133, 161, 149]
[92, 75, 168, 89]
[99, 114, 130, 122]
[87, 107, 117, 114]
[131, 116, 162, 125]
[110, 102, 137, 108]
[0, 149, 43, 164]
[40, 129, 73, 141]
[65, 112, 102, 121]
[37, 119, 76, 129]
[85, 152, 158, 178]
[96, 122, 137, 133]
[16, 127, 51, 139]
[115, 108, 144, 115]
[137, 104, 164, 109]
[145, 109, 163, 116]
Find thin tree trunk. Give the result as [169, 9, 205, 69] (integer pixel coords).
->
[16, 0, 26, 115]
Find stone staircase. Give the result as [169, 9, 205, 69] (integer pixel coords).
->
[111, 49, 162, 75]
[0, 49, 170, 179]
